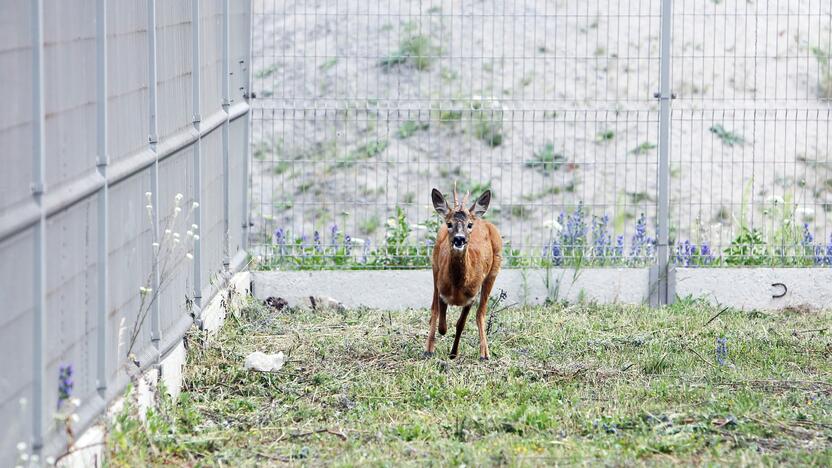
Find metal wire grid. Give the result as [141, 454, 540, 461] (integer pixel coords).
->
[669, 0, 832, 266]
[250, 0, 663, 268]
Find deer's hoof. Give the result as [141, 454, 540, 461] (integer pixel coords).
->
[479, 356, 489, 362]
[422, 351, 435, 359]
[449, 352, 458, 360]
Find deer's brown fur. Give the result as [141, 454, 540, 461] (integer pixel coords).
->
[425, 187, 502, 360]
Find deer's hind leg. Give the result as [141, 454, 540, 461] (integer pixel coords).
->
[476, 274, 498, 361]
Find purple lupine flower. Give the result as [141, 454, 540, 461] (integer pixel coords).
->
[613, 235, 625, 261]
[344, 234, 352, 256]
[551, 240, 562, 266]
[58, 364, 73, 409]
[675, 240, 695, 267]
[645, 237, 655, 259]
[562, 203, 588, 249]
[592, 214, 612, 259]
[716, 337, 728, 366]
[330, 224, 339, 249]
[700, 242, 714, 265]
[541, 242, 550, 259]
[629, 213, 648, 260]
[802, 223, 823, 265]
[300, 234, 309, 259]
[313, 230, 323, 253]
[824, 234, 832, 266]
[274, 228, 287, 257]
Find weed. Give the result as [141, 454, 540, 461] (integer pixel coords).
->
[380, 35, 438, 71]
[319, 57, 338, 71]
[630, 141, 657, 155]
[597, 130, 615, 143]
[709, 124, 745, 146]
[335, 140, 389, 168]
[396, 120, 430, 139]
[526, 144, 567, 174]
[255, 64, 278, 79]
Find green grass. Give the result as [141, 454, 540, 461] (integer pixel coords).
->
[396, 120, 430, 139]
[108, 297, 832, 466]
[630, 141, 657, 155]
[709, 124, 745, 147]
[335, 140, 389, 169]
[597, 129, 615, 142]
[526, 143, 567, 174]
[379, 35, 438, 71]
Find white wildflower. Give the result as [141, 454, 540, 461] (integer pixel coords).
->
[544, 218, 563, 232]
[70, 398, 81, 407]
[174, 238, 180, 244]
[175, 193, 184, 202]
[145, 191, 152, 201]
[16, 442, 25, 452]
[164, 229, 172, 236]
[71, 414, 80, 422]
[145, 204, 153, 213]
[193, 234, 199, 240]
[152, 242, 160, 248]
[174, 206, 182, 214]
[191, 224, 198, 230]
[186, 230, 193, 237]
[19, 454, 28, 461]
[46, 456, 56, 465]
[186, 253, 194, 260]
[173, 232, 180, 239]
[192, 201, 200, 209]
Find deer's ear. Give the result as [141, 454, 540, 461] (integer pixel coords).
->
[470, 190, 491, 217]
[431, 188, 450, 216]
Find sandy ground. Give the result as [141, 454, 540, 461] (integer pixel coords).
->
[249, 0, 832, 256]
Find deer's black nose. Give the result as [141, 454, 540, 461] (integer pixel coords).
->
[452, 235, 466, 248]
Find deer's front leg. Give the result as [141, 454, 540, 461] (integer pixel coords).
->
[476, 274, 497, 361]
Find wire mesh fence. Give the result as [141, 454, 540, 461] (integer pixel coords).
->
[250, 0, 832, 270]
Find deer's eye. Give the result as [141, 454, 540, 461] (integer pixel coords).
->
[467, 223, 473, 229]
[447, 223, 453, 229]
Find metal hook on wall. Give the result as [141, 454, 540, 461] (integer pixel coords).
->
[771, 283, 787, 299]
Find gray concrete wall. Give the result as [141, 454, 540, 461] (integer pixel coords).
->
[252, 268, 654, 309]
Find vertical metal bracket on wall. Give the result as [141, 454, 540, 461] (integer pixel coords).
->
[95, 0, 110, 396]
[221, 0, 231, 270]
[654, 0, 674, 306]
[31, 0, 47, 453]
[191, 0, 203, 308]
[148, 0, 162, 348]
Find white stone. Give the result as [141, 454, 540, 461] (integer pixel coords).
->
[244, 351, 285, 372]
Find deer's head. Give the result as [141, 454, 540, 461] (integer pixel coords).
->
[431, 186, 491, 253]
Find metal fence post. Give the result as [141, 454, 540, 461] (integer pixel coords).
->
[241, 0, 252, 253]
[31, 0, 47, 452]
[192, 0, 203, 307]
[655, 0, 674, 306]
[148, 0, 162, 349]
[95, 0, 110, 396]
[222, 0, 231, 269]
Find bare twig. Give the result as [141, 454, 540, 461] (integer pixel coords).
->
[703, 306, 729, 328]
[288, 428, 348, 441]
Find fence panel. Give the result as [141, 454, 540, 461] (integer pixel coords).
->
[251, 1, 664, 269]
[669, 0, 832, 267]
[0, 1, 251, 464]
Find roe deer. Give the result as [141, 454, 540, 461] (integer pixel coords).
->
[425, 185, 502, 360]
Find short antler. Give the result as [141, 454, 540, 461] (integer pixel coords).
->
[462, 191, 470, 208]
[453, 181, 459, 209]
